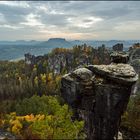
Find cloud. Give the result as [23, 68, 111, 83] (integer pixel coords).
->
[0, 1, 139, 40]
[0, 1, 30, 8]
[20, 13, 44, 27]
[0, 24, 22, 30]
[67, 16, 103, 28]
[0, 2, 32, 24]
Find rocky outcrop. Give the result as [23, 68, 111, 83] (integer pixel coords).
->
[110, 52, 129, 64]
[129, 47, 140, 73]
[131, 43, 140, 49]
[61, 59, 138, 139]
[25, 53, 36, 65]
[129, 45, 140, 95]
[112, 43, 123, 52]
[25, 53, 44, 65]
[24, 45, 111, 75]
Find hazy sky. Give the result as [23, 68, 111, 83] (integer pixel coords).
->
[0, 1, 140, 40]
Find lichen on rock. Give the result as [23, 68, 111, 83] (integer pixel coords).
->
[87, 64, 138, 85]
[71, 68, 93, 81]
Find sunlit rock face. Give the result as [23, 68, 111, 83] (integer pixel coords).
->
[61, 62, 138, 139]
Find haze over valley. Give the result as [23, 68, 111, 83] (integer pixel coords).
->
[0, 38, 139, 60]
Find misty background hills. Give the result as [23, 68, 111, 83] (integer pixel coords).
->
[0, 38, 139, 60]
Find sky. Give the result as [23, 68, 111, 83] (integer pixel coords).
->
[0, 1, 140, 41]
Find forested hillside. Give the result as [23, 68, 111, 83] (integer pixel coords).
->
[0, 44, 139, 139]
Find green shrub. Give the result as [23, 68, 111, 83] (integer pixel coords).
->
[121, 93, 140, 134]
[1, 95, 85, 139]
[15, 95, 65, 115]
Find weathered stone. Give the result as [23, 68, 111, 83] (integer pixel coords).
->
[129, 48, 140, 73]
[61, 63, 138, 140]
[129, 48, 140, 62]
[110, 52, 129, 63]
[24, 44, 111, 74]
[129, 47, 140, 94]
[87, 64, 138, 86]
[130, 59, 140, 74]
[61, 68, 94, 109]
[93, 83, 131, 139]
[71, 68, 93, 81]
[112, 43, 123, 52]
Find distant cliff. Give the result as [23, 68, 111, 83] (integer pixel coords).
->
[24, 44, 111, 75]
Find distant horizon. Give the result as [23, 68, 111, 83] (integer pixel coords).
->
[0, 1, 140, 40]
[0, 38, 140, 42]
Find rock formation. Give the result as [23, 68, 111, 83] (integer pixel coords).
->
[25, 53, 45, 65]
[131, 43, 140, 49]
[24, 45, 111, 75]
[25, 53, 36, 65]
[128, 44, 140, 95]
[110, 52, 129, 64]
[112, 43, 123, 52]
[129, 47, 140, 73]
[61, 54, 138, 139]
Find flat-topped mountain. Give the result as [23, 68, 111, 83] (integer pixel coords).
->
[38, 38, 73, 48]
[48, 38, 66, 41]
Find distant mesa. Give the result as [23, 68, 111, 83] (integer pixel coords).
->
[39, 38, 72, 48]
[74, 40, 80, 41]
[48, 38, 66, 42]
[16, 40, 26, 42]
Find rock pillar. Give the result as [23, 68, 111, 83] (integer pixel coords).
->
[61, 63, 138, 139]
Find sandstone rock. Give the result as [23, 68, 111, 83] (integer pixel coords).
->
[61, 63, 138, 140]
[87, 64, 138, 85]
[61, 68, 94, 108]
[130, 59, 140, 73]
[110, 52, 129, 63]
[129, 48, 140, 60]
[129, 48, 140, 73]
[71, 68, 92, 81]
[131, 59, 140, 66]
[112, 43, 123, 51]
